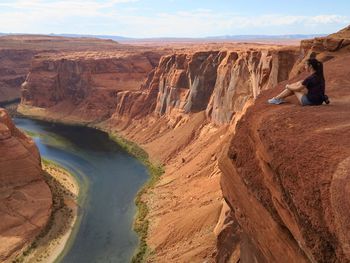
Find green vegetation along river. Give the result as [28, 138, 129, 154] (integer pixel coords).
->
[14, 117, 149, 263]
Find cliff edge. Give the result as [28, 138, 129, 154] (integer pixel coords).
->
[220, 31, 350, 262]
[0, 109, 52, 262]
[16, 26, 350, 262]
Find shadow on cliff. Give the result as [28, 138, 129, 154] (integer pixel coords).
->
[221, 46, 350, 262]
[13, 165, 78, 263]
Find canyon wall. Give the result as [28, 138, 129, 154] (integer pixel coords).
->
[19, 46, 298, 127]
[107, 46, 298, 127]
[17, 26, 350, 263]
[0, 49, 37, 102]
[20, 51, 162, 123]
[18, 44, 299, 262]
[220, 31, 350, 262]
[0, 109, 52, 262]
[0, 34, 154, 103]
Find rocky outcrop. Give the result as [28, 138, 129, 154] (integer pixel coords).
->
[206, 48, 298, 124]
[20, 45, 298, 127]
[220, 40, 350, 261]
[153, 51, 223, 115]
[0, 34, 154, 103]
[0, 109, 52, 262]
[19, 43, 299, 262]
[17, 25, 350, 263]
[109, 47, 298, 125]
[111, 29, 350, 262]
[21, 51, 162, 123]
[291, 25, 350, 78]
[0, 49, 37, 103]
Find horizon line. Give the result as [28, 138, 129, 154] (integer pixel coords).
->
[0, 32, 328, 40]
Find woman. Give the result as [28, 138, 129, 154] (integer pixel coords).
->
[268, 58, 329, 105]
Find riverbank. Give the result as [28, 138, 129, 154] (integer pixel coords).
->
[108, 133, 164, 262]
[17, 105, 163, 262]
[13, 160, 79, 263]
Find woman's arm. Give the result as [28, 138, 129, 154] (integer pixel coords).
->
[286, 81, 305, 91]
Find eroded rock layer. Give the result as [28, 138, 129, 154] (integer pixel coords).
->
[0, 49, 37, 102]
[221, 31, 350, 262]
[107, 47, 298, 126]
[0, 34, 154, 103]
[21, 51, 162, 123]
[17, 25, 350, 263]
[0, 109, 52, 262]
[18, 43, 298, 262]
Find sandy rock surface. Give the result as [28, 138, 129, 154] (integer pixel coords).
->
[0, 109, 52, 262]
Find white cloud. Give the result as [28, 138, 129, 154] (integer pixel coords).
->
[0, 2, 349, 37]
[310, 15, 348, 24]
[111, 11, 350, 37]
[0, 0, 139, 15]
[0, 0, 136, 33]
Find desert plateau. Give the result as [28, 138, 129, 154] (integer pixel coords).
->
[1, 1, 350, 263]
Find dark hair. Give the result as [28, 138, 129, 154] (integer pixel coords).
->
[307, 58, 325, 81]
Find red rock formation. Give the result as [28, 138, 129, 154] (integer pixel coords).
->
[220, 30, 350, 262]
[0, 50, 37, 102]
[0, 34, 149, 103]
[207, 48, 298, 124]
[109, 46, 298, 126]
[152, 51, 223, 115]
[17, 43, 301, 262]
[0, 108, 52, 261]
[21, 51, 162, 123]
[17, 26, 350, 263]
[290, 25, 350, 78]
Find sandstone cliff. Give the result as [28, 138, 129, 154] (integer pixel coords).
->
[20, 51, 162, 123]
[106, 46, 298, 127]
[220, 29, 350, 262]
[0, 109, 52, 262]
[0, 34, 155, 103]
[17, 26, 350, 263]
[0, 49, 37, 103]
[19, 43, 299, 262]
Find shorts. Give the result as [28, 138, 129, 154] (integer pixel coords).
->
[301, 95, 313, 106]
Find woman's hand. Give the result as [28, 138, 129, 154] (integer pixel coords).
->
[285, 84, 290, 90]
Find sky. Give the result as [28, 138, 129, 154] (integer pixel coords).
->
[0, 0, 349, 38]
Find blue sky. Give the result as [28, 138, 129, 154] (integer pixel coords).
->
[0, 0, 349, 37]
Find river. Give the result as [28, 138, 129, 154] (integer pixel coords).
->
[14, 117, 148, 263]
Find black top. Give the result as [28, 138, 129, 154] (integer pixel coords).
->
[302, 73, 325, 105]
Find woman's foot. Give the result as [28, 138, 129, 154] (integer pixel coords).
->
[268, 97, 285, 105]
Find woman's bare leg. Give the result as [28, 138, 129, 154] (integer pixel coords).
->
[274, 88, 293, 99]
[268, 84, 306, 105]
[293, 91, 305, 104]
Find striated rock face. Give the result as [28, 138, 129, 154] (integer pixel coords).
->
[206, 48, 298, 124]
[0, 49, 37, 102]
[0, 108, 52, 261]
[21, 45, 298, 127]
[21, 51, 162, 123]
[0, 34, 131, 103]
[220, 48, 350, 261]
[108, 50, 223, 124]
[18, 43, 300, 262]
[153, 51, 223, 115]
[109, 47, 298, 125]
[108, 68, 160, 124]
[18, 27, 350, 262]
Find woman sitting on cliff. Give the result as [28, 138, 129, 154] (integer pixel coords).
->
[268, 58, 329, 105]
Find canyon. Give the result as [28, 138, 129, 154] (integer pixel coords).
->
[0, 35, 168, 104]
[1, 25, 350, 262]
